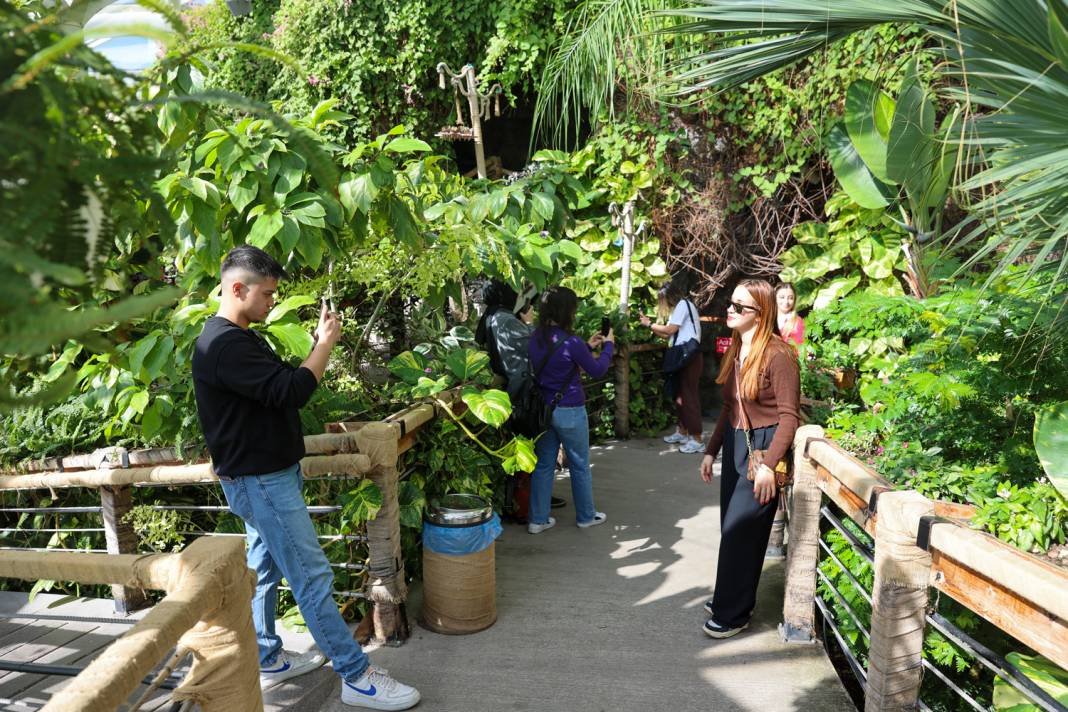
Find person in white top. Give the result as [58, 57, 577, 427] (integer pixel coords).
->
[640, 283, 704, 453]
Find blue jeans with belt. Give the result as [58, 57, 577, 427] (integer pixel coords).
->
[219, 463, 369, 682]
[529, 405, 597, 526]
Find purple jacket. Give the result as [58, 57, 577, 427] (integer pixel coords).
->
[527, 327, 614, 407]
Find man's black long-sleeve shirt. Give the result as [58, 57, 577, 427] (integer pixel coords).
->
[192, 316, 318, 477]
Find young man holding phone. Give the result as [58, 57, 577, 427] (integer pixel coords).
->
[191, 245, 420, 710]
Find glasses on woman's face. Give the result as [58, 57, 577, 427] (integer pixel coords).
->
[727, 301, 760, 315]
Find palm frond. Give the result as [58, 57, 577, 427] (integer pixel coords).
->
[532, 0, 682, 148]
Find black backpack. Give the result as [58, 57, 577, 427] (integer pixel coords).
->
[510, 335, 578, 438]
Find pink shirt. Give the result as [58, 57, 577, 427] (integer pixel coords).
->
[780, 315, 804, 345]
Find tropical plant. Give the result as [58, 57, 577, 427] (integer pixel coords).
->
[0, 0, 182, 409]
[824, 63, 958, 296]
[1035, 401, 1068, 504]
[661, 0, 1068, 286]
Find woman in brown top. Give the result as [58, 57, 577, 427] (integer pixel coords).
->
[699, 278, 800, 638]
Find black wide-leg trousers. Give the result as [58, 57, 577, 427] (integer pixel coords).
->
[710, 424, 781, 627]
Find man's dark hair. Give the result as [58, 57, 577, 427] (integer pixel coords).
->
[220, 245, 287, 283]
[481, 279, 519, 311]
[537, 286, 578, 345]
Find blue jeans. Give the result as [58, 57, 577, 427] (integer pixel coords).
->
[529, 405, 597, 525]
[219, 463, 369, 682]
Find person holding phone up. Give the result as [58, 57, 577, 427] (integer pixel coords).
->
[525, 287, 614, 534]
[641, 283, 704, 454]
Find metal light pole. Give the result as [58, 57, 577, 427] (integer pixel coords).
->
[435, 63, 501, 179]
[609, 200, 646, 314]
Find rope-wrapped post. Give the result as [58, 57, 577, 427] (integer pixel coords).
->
[864, 490, 934, 711]
[614, 345, 631, 438]
[17, 537, 261, 712]
[780, 424, 824, 643]
[353, 422, 409, 645]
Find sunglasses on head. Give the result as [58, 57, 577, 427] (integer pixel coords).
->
[727, 301, 760, 315]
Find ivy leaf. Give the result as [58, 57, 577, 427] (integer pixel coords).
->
[412, 375, 452, 397]
[340, 479, 383, 529]
[248, 209, 283, 248]
[461, 387, 511, 428]
[445, 348, 490, 381]
[388, 351, 430, 385]
[397, 481, 426, 529]
[384, 137, 432, 153]
[266, 322, 314, 358]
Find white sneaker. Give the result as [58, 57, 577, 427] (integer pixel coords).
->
[528, 517, 556, 534]
[577, 512, 607, 528]
[342, 666, 421, 710]
[663, 430, 687, 444]
[259, 648, 326, 689]
[679, 438, 705, 454]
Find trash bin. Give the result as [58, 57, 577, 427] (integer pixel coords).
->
[421, 494, 501, 634]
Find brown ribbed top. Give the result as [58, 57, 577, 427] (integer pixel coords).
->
[705, 344, 801, 469]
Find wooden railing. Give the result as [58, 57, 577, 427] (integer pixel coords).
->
[0, 389, 465, 644]
[783, 424, 1068, 711]
[0, 537, 260, 712]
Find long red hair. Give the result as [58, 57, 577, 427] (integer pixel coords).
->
[716, 279, 790, 399]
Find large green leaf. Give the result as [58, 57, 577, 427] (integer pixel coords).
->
[856, 233, 901, 280]
[338, 171, 378, 216]
[383, 137, 432, 154]
[993, 652, 1068, 710]
[247, 209, 283, 248]
[1049, 0, 1068, 67]
[886, 59, 935, 202]
[826, 123, 894, 209]
[844, 79, 896, 183]
[228, 173, 258, 213]
[445, 348, 490, 381]
[265, 322, 314, 359]
[1034, 401, 1068, 503]
[389, 196, 421, 248]
[266, 294, 317, 324]
[812, 275, 861, 310]
[387, 351, 430, 385]
[461, 387, 512, 428]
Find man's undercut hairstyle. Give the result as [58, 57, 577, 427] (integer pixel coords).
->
[220, 245, 287, 284]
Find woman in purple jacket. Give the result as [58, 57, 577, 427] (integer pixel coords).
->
[526, 287, 614, 534]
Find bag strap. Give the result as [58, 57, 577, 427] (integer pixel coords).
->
[673, 300, 697, 346]
[533, 331, 568, 380]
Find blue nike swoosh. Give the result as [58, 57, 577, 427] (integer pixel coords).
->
[348, 681, 377, 696]
[262, 661, 291, 674]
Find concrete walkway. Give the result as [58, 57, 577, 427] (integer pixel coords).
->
[314, 432, 853, 712]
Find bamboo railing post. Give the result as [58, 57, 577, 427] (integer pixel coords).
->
[780, 424, 824, 643]
[865, 490, 935, 711]
[614, 345, 631, 438]
[353, 422, 409, 645]
[100, 470, 148, 613]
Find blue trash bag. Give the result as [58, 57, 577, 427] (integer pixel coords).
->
[422, 513, 502, 556]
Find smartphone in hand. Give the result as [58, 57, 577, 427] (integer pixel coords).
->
[600, 316, 611, 336]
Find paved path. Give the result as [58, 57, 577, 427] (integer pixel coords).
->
[0, 431, 853, 711]
[320, 432, 853, 712]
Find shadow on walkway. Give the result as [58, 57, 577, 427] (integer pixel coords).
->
[342, 431, 853, 712]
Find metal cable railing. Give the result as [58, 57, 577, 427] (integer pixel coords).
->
[814, 490, 1068, 712]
